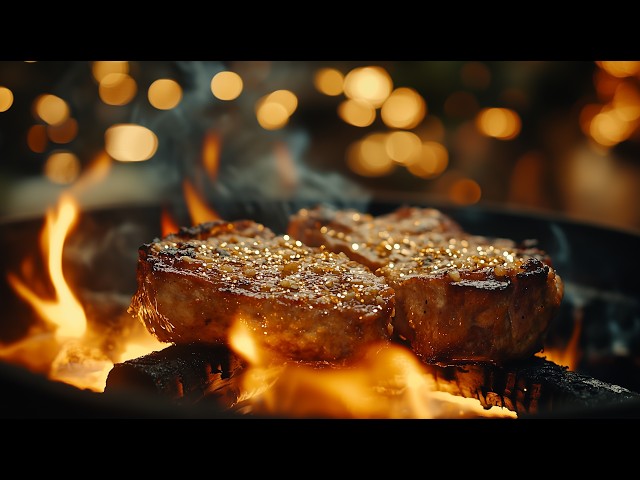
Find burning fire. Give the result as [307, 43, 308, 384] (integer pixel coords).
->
[1, 185, 583, 418]
[0, 188, 521, 418]
[8, 193, 86, 338]
[536, 307, 583, 370]
[0, 190, 519, 417]
[1, 192, 168, 392]
[0, 143, 574, 418]
[228, 318, 517, 419]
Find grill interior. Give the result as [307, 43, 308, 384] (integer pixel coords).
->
[1, 200, 639, 418]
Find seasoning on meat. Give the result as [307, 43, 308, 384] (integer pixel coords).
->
[128, 219, 396, 363]
[287, 205, 565, 364]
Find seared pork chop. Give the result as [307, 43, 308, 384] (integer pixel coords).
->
[128, 220, 395, 363]
[287, 205, 564, 364]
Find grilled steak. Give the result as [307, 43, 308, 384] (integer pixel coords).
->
[128, 220, 395, 363]
[287, 205, 564, 364]
[287, 204, 464, 272]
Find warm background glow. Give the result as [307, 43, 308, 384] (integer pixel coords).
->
[314, 68, 344, 96]
[347, 133, 396, 177]
[256, 101, 289, 130]
[92, 61, 129, 83]
[47, 117, 78, 144]
[44, 151, 81, 184]
[0, 86, 13, 112]
[104, 124, 158, 162]
[476, 107, 521, 140]
[381, 87, 427, 129]
[406, 141, 449, 179]
[148, 79, 182, 110]
[211, 71, 243, 101]
[255, 90, 298, 130]
[338, 99, 376, 127]
[27, 124, 48, 153]
[385, 130, 422, 165]
[2, 60, 640, 237]
[34, 94, 70, 126]
[343, 66, 393, 108]
[98, 73, 137, 106]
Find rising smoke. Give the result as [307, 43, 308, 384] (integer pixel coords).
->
[129, 60, 371, 231]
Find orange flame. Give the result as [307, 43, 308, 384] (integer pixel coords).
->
[2, 192, 169, 391]
[537, 307, 583, 370]
[202, 130, 221, 182]
[227, 316, 517, 419]
[160, 208, 180, 237]
[183, 179, 220, 225]
[7, 193, 86, 339]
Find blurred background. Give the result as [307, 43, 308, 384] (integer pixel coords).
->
[1, 60, 640, 233]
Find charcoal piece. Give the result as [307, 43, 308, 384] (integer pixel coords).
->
[104, 343, 246, 408]
[425, 356, 640, 417]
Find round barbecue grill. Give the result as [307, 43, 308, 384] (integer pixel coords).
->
[1, 199, 639, 418]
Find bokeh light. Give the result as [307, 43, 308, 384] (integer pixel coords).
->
[27, 124, 48, 153]
[264, 90, 298, 115]
[0, 86, 13, 112]
[476, 108, 521, 140]
[385, 130, 422, 165]
[380, 87, 426, 129]
[346, 133, 395, 177]
[34, 94, 70, 126]
[597, 61, 640, 78]
[449, 177, 482, 205]
[406, 141, 449, 179]
[104, 124, 158, 162]
[211, 71, 243, 101]
[589, 109, 633, 147]
[47, 117, 78, 144]
[343, 66, 393, 108]
[92, 61, 129, 83]
[338, 99, 376, 127]
[98, 73, 137, 106]
[43, 151, 81, 184]
[256, 101, 289, 130]
[611, 82, 640, 122]
[148, 79, 183, 110]
[579, 104, 601, 136]
[314, 68, 344, 96]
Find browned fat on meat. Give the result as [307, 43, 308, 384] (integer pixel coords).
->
[128, 219, 395, 363]
[287, 205, 565, 364]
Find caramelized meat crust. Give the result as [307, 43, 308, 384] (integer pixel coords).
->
[287, 204, 465, 271]
[128, 220, 395, 363]
[287, 205, 564, 364]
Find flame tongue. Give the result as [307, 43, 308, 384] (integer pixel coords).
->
[228, 319, 517, 419]
[3, 192, 167, 392]
[8, 192, 86, 339]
